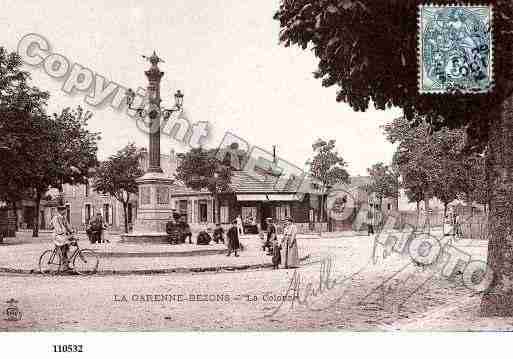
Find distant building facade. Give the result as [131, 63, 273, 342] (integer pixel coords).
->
[6, 150, 402, 236]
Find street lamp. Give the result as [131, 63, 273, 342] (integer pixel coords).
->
[125, 88, 184, 120]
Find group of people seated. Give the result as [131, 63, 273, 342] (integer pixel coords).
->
[165, 214, 241, 256]
[165, 211, 192, 244]
[196, 223, 225, 245]
[85, 213, 109, 244]
[165, 213, 299, 268]
[195, 221, 241, 256]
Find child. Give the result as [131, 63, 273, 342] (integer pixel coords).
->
[213, 223, 224, 244]
[197, 228, 212, 245]
[272, 236, 281, 269]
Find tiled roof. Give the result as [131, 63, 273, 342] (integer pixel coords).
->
[229, 171, 324, 194]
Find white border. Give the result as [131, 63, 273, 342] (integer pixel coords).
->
[1, 332, 512, 359]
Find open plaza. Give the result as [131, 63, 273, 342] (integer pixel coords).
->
[1, 226, 508, 331]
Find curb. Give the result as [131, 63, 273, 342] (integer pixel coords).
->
[0, 255, 312, 276]
[95, 248, 229, 258]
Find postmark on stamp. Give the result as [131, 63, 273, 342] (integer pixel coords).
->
[418, 4, 493, 94]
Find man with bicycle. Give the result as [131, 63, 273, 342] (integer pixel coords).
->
[51, 205, 73, 272]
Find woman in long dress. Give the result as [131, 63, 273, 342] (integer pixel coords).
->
[281, 216, 299, 268]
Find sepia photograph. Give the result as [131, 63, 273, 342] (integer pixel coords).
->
[0, 0, 512, 356]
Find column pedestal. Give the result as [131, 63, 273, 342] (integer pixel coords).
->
[120, 172, 174, 243]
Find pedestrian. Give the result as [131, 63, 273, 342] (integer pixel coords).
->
[51, 205, 73, 272]
[281, 216, 299, 268]
[227, 219, 240, 257]
[101, 221, 110, 243]
[89, 213, 104, 244]
[236, 215, 243, 236]
[166, 212, 181, 244]
[264, 218, 276, 255]
[85, 220, 93, 244]
[213, 223, 224, 244]
[179, 214, 192, 244]
[367, 211, 374, 236]
[272, 234, 282, 270]
[455, 213, 463, 239]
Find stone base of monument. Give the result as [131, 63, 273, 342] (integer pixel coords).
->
[119, 232, 170, 244]
[122, 172, 175, 244]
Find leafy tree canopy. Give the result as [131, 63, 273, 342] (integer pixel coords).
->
[93, 143, 143, 233]
[274, 0, 513, 152]
[307, 138, 350, 188]
[175, 147, 232, 194]
[93, 143, 143, 202]
[366, 162, 398, 204]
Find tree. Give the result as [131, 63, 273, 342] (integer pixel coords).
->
[27, 106, 100, 237]
[275, 0, 513, 315]
[385, 117, 436, 228]
[428, 127, 468, 216]
[0, 48, 99, 236]
[93, 144, 143, 233]
[0, 47, 49, 230]
[175, 148, 232, 223]
[462, 154, 490, 212]
[307, 139, 350, 222]
[366, 162, 398, 211]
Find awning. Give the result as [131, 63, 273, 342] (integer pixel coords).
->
[236, 194, 268, 202]
[267, 194, 302, 201]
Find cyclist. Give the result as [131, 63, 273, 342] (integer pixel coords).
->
[50, 205, 73, 272]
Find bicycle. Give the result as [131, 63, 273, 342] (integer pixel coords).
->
[39, 234, 99, 275]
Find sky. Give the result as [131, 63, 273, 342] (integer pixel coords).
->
[1, 0, 401, 176]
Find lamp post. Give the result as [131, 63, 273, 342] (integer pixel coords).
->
[120, 51, 185, 240]
[125, 51, 184, 174]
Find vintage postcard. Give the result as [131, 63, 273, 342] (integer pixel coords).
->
[1, 0, 513, 355]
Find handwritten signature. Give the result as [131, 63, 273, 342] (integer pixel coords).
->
[263, 256, 368, 317]
[264, 242, 439, 317]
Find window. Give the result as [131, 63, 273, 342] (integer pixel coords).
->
[179, 200, 188, 214]
[103, 204, 110, 224]
[199, 201, 208, 223]
[85, 204, 91, 224]
[241, 207, 257, 222]
[85, 181, 90, 197]
[276, 205, 291, 221]
[220, 206, 229, 223]
[387, 203, 392, 211]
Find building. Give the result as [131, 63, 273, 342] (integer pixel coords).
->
[330, 176, 399, 231]
[9, 148, 402, 235]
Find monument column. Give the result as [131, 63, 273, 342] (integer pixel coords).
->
[121, 51, 182, 243]
[145, 51, 164, 173]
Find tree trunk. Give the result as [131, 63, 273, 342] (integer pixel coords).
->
[123, 201, 128, 233]
[32, 190, 41, 237]
[481, 99, 513, 316]
[424, 195, 431, 233]
[213, 193, 219, 224]
[416, 201, 420, 228]
[8, 200, 19, 232]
